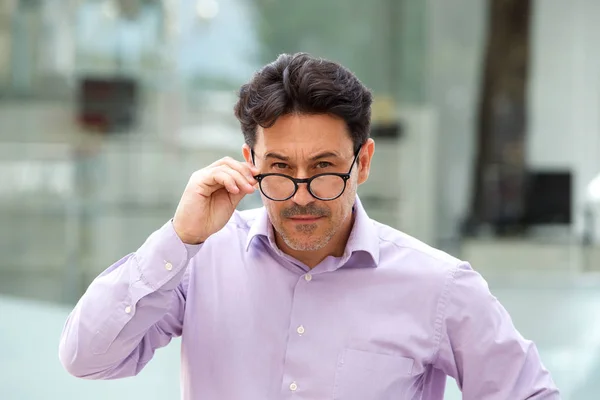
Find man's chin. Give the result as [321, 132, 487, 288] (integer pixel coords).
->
[284, 239, 327, 252]
[279, 231, 328, 252]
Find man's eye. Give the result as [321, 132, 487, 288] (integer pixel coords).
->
[317, 161, 333, 168]
[272, 163, 289, 169]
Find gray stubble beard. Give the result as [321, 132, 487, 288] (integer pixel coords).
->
[280, 221, 336, 251]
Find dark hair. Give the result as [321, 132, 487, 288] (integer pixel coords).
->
[234, 53, 372, 151]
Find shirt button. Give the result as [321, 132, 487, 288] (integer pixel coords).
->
[289, 382, 298, 391]
[297, 325, 305, 335]
[165, 262, 173, 271]
[304, 273, 312, 282]
[125, 306, 132, 314]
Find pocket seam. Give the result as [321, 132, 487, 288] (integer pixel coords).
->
[332, 347, 415, 399]
[343, 348, 414, 374]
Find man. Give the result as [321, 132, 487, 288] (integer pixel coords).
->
[59, 53, 560, 399]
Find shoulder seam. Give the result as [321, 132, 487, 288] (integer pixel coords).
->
[430, 261, 462, 364]
[377, 235, 460, 265]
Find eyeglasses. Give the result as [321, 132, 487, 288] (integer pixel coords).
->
[252, 147, 361, 201]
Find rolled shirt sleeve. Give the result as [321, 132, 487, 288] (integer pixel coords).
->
[59, 220, 200, 379]
[433, 262, 560, 399]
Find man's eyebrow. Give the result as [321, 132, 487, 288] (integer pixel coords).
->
[263, 150, 343, 162]
[264, 152, 290, 161]
[308, 151, 342, 161]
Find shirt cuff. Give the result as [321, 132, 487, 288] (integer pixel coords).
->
[132, 219, 202, 291]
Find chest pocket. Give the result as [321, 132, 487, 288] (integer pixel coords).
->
[333, 348, 416, 400]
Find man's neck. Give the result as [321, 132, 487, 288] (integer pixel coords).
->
[274, 212, 355, 269]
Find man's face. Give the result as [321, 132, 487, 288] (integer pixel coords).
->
[243, 114, 373, 253]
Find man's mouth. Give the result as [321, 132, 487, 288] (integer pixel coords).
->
[288, 215, 323, 222]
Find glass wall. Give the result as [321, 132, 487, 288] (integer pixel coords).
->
[1, 0, 429, 305]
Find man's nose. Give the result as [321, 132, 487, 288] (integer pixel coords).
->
[291, 181, 314, 206]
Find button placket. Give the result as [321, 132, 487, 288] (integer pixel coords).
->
[296, 274, 311, 336]
[281, 273, 313, 396]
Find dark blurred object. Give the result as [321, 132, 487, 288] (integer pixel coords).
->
[523, 171, 572, 225]
[462, 170, 572, 237]
[370, 121, 403, 139]
[116, 0, 143, 19]
[466, 0, 532, 236]
[77, 77, 139, 133]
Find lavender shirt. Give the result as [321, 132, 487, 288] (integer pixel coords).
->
[59, 197, 559, 399]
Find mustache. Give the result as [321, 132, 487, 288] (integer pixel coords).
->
[281, 204, 331, 218]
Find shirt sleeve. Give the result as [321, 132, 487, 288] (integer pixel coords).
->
[58, 220, 201, 379]
[433, 262, 561, 399]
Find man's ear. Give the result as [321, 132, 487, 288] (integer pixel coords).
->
[242, 144, 253, 164]
[357, 138, 375, 185]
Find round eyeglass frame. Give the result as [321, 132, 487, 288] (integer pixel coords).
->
[251, 147, 361, 202]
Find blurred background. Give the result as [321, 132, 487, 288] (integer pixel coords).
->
[1, 0, 600, 398]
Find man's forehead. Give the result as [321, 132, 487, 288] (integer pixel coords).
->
[256, 114, 352, 143]
[255, 132, 353, 157]
[255, 140, 353, 158]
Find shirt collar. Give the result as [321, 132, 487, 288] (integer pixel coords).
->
[245, 195, 380, 268]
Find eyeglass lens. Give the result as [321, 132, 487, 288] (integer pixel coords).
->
[260, 174, 346, 200]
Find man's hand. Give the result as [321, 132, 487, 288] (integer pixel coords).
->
[173, 157, 259, 244]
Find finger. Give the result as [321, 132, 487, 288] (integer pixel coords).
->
[219, 167, 255, 194]
[212, 169, 240, 194]
[202, 170, 239, 195]
[221, 158, 259, 181]
[213, 157, 260, 181]
[245, 162, 261, 176]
